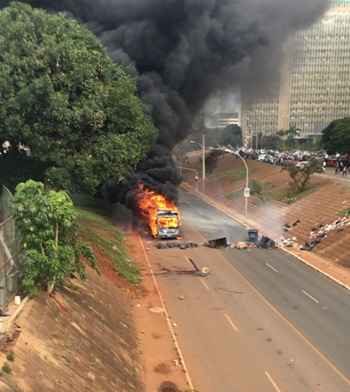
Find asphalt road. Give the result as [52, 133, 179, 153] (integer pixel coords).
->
[144, 189, 350, 392]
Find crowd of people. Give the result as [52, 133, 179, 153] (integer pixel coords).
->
[232, 147, 350, 176]
[334, 156, 350, 176]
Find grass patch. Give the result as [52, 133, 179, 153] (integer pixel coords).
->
[272, 186, 317, 204]
[77, 207, 140, 285]
[2, 362, 11, 374]
[338, 208, 350, 217]
[224, 190, 243, 200]
[6, 352, 15, 362]
[214, 168, 246, 181]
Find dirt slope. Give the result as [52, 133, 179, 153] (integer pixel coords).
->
[186, 153, 350, 268]
[0, 208, 144, 392]
[0, 267, 142, 392]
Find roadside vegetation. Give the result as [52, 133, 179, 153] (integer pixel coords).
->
[0, 3, 146, 295]
[11, 179, 140, 295]
[12, 180, 97, 294]
[77, 208, 141, 284]
[322, 117, 350, 154]
[0, 3, 157, 195]
[282, 159, 323, 202]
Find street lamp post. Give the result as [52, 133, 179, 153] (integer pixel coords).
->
[214, 146, 250, 217]
[239, 154, 250, 217]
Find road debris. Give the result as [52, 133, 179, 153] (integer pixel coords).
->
[278, 237, 297, 247]
[156, 241, 199, 250]
[300, 216, 350, 251]
[157, 258, 210, 278]
[257, 236, 276, 249]
[233, 241, 251, 250]
[149, 307, 165, 314]
[206, 237, 229, 248]
[247, 229, 259, 243]
[283, 219, 301, 232]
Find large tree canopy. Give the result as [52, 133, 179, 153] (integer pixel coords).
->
[0, 2, 157, 193]
[321, 118, 350, 154]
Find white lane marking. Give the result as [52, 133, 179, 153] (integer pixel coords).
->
[265, 262, 279, 273]
[302, 289, 320, 304]
[224, 313, 239, 333]
[200, 279, 210, 291]
[184, 256, 193, 266]
[265, 371, 282, 392]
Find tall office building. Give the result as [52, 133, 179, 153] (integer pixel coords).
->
[242, 0, 350, 143]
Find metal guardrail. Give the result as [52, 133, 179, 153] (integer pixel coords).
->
[0, 187, 21, 311]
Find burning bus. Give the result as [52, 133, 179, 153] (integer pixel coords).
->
[136, 184, 181, 239]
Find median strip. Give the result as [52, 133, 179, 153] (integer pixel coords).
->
[302, 289, 320, 304]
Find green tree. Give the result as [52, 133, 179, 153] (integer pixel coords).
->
[282, 159, 323, 195]
[0, 3, 157, 193]
[13, 180, 96, 294]
[321, 118, 350, 154]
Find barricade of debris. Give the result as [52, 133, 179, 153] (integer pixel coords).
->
[232, 229, 277, 250]
[232, 241, 255, 250]
[156, 241, 200, 250]
[300, 216, 350, 251]
[278, 236, 297, 248]
[206, 237, 229, 248]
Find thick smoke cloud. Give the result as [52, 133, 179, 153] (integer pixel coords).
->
[1, 0, 329, 199]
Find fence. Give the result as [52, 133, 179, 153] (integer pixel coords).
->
[0, 186, 22, 311]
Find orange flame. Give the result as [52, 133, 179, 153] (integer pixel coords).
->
[136, 184, 180, 238]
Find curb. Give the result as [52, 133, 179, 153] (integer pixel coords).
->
[281, 247, 350, 292]
[137, 235, 195, 391]
[182, 183, 350, 293]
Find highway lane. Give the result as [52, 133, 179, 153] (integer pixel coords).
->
[178, 190, 350, 383]
[141, 187, 350, 390]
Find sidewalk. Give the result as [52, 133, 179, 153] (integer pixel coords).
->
[318, 168, 350, 184]
[182, 182, 350, 291]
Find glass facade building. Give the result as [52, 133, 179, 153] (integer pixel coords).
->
[242, 0, 350, 142]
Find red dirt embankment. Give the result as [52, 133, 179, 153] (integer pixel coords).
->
[0, 208, 187, 392]
[186, 153, 350, 269]
[0, 267, 143, 392]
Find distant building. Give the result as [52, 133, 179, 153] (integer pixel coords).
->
[242, 0, 350, 144]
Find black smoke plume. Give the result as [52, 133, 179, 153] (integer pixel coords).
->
[1, 0, 330, 201]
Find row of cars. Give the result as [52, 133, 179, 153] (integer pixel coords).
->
[238, 148, 346, 168]
[239, 148, 322, 166]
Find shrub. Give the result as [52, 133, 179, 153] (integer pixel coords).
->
[13, 180, 96, 294]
